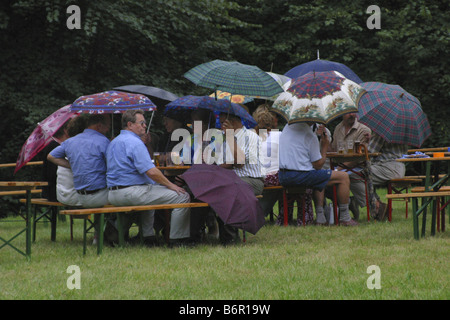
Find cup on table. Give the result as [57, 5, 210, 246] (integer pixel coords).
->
[170, 152, 182, 165]
[433, 152, 444, 158]
[354, 140, 361, 153]
[347, 140, 354, 154]
[153, 152, 160, 166]
[337, 141, 345, 154]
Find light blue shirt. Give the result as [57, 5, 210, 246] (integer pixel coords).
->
[106, 130, 155, 187]
[279, 123, 321, 171]
[50, 129, 110, 191]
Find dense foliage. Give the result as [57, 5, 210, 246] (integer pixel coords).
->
[1, 0, 449, 176]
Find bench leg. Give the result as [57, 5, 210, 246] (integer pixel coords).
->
[50, 207, 57, 241]
[116, 214, 125, 247]
[282, 190, 288, 226]
[97, 213, 104, 255]
[83, 218, 87, 255]
[412, 198, 419, 240]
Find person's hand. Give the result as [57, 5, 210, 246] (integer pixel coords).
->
[221, 119, 233, 131]
[363, 132, 371, 144]
[141, 132, 152, 145]
[168, 183, 187, 195]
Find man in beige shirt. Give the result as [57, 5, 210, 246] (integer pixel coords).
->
[331, 113, 373, 220]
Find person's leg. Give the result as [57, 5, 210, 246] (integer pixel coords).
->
[326, 171, 356, 224]
[313, 189, 327, 224]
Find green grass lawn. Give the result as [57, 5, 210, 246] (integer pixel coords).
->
[0, 188, 449, 300]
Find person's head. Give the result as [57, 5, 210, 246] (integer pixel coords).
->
[219, 112, 242, 130]
[163, 109, 188, 133]
[66, 116, 87, 138]
[252, 104, 277, 132]
[191, 109, 215, 132]
[53, 119, 71, 142]
[342, 113, 357, 127]
[122, 110, 146, 137]
[87, 114, 111, 135]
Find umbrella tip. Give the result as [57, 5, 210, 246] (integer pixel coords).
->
[317, 49, 320, 60]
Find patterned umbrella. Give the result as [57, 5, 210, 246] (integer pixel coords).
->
[184, 59, 284, 97]
[113, 84, 179, 108]
[357, 82, 431, 147]
[209, 90, 254, 104]
[285, 58, 363, 84]
[272, 71, 366, 125]
[15, 105, 80, 174]
[70, 90, 156, 114]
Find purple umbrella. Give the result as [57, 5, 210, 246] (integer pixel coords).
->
[180, 164, 265, 235]
[70, 90, 156, 114]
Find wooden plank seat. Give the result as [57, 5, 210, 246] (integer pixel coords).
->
[386, 178, 423, 221]
[59, 202, 211, 255]
[59, 197, 262, 255]
[385, 191, 450, 239]
[19, 198, 83, 242]
[0, 189, 42, 197]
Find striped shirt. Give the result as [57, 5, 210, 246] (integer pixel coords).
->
[217, 126, 262, 178]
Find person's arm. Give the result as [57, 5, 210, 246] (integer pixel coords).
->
[146, 167, 186, 194]
[47, 153, 71, 169]
[312, 130, 330, 170]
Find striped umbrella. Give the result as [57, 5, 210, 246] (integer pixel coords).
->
[184, 59, 284, 97]
[357, 82, 431, 147]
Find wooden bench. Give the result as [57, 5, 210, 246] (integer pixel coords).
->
[59, 202, 211, 255]
[0, 189, 42, 197]
[385, 191, 450, 239]
[386, 178, 423, 221]
[59, 197, 262, 255]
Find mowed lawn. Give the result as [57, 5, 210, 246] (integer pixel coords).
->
[0, 188, 449, 300]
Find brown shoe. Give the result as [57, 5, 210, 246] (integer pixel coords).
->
[376, 202, 388, 221]
[339, 219, 359, 226]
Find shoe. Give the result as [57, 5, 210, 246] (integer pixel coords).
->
[169, 238, 198, 248]
[314, 220, 328, 226]
[349, 197, 360, 221]
[104, 221, 119, 246]
[376, 202, 388, 221]
[128, 234, 159, 247]
[339, 219, 359, 226]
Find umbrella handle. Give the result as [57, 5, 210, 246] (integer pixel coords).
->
[146, 111, 155, 133]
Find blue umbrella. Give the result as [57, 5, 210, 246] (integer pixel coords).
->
[166, 96, 257, 128]
[284, 58, 363, 84]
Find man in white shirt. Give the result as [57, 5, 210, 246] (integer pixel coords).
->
[278, 122, 358, 226]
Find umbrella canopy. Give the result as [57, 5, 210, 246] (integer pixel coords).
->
[184, 59, 284, 97]
[180, 164, 265, 235]
[209, 90, 254, 104]
[166, 95, 257, 127]
[285, 58, 363, 84]
[70, 90, 156, 113]
[357, 82, 431, 147]
[272, 71, 366, 125]
[15, 105, 80, 174]
[113, 84, 179, 107]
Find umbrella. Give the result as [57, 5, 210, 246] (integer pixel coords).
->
[15, 105, 80, 174]
[166, 95, 257, 127]
[184, 59, 284, 97]
[285, 58, 363, 84]
[180, 164, 265, 235]
[272, 71, 366, 125]
[113, 84, 179, 107]
[70, 90, 156, 114]
[209, 90, 254, 104]
[357, 82, 431, 147]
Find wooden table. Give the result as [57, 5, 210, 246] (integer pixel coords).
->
[327, 152, 380, 222]
[0, 161, 43, 169]
[0, 181, 48, 259]
[396, 156, 450, 236]
[408, 147, 449, 154]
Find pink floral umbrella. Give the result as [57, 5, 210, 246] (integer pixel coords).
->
[15, 105, 80, 174]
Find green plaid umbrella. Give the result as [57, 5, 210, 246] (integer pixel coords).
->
[184, 59, 284, 97]
[357, 82, 431, 147]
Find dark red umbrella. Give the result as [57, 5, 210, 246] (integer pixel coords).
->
[180, 164, 265, 235]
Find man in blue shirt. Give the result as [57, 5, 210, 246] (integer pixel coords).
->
[107, 110, 191, 246]
[48, 114, 111, 208]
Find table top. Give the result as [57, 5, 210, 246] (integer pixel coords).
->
[0, 181, 48, 191]
[157, 166, 191, 171]
[326, 152, 380, 161]
[396, 157, 450, 162]
[0, 161, 43, 169]
[408, 147, 449, 153]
